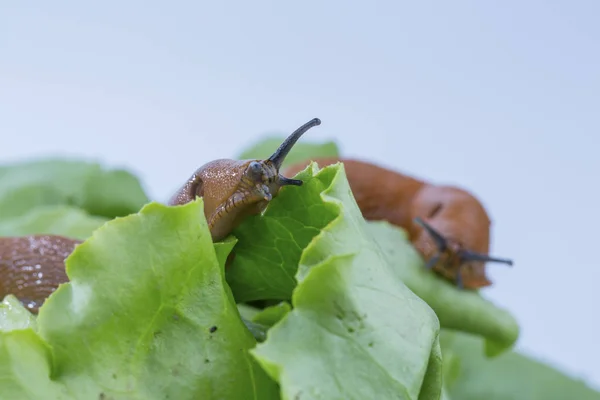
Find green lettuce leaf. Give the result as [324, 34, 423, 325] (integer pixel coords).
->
[440, 387, 453, 400]
[0, 199, 278, 399]
[79, 167, 150, 218]
[0, 159, 149, 221]
[0, 205, 108, 240]
[237, 303, 262, 321]
[251, 302, 292, 327]
[0, 295, 37, 332]
[441, 331, 600, 400]
[0, 329, 69, 399]
[235, 303, 290, 342]
[366, 220, 519, 355]
[242, 163, 442, 400]
[237, 137, 339, 169]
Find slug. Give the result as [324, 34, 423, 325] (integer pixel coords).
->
[0, 118, 321, 313]
[283, 157, 513, 289]
[0, 235, 80, 313]
[168, 118, 321, 241]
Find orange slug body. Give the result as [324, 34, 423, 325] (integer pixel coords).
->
[284, 157, 510, 289]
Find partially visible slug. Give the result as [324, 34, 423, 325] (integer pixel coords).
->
[169, 118, 321, 241]
[0, 118, 321, 312]
[283, 157, 513, 289]
[0, 235, 81, 313]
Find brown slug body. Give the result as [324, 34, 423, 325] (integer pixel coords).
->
[0, 118, 321, 312]
[283, 158, 513, 289]
[0, 235, 82, 313]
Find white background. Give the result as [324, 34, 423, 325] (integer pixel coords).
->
[1, 1, 599, 389]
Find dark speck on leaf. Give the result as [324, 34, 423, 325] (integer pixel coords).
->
[173, 314, 179, 321]
[204, 358, 210, 363]
[99, 393, 105, 400]
[112, 373, 117, 379]
[368, 341, 374, 347]
[209, 325, 218, 333]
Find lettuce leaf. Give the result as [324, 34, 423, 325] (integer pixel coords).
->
[366, 220, 519, 355]
[0, 329, 69, 399]
[0, 199, 278, 399]
[1, 146, 590, 399]
[0, 205, 108, 240]
[251, 302, 292, 327]
[237, 163, 443, 400]
[441, 331, 600, 400]
[0, 295, 37, 332]
[0, 159, 149, 221]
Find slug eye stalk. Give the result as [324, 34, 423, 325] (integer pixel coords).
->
[268, 118, 321, 169]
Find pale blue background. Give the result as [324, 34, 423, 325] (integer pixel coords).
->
[1, 0, 599, 389]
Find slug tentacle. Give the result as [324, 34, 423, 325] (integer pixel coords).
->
[414, 217, 447, 251]
[458, 249, 513, 266]
[278, 175, 303, 187]
[268, 118, 321, 169]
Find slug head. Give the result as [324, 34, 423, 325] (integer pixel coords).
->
[413, 217, 513, 289]
[205, 118, 321, 241]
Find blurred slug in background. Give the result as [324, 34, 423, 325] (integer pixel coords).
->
[284, 158, 513, 289]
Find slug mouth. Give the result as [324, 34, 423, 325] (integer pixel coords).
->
[413, 216, 513, 287]
[254, 184, 272, 202]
